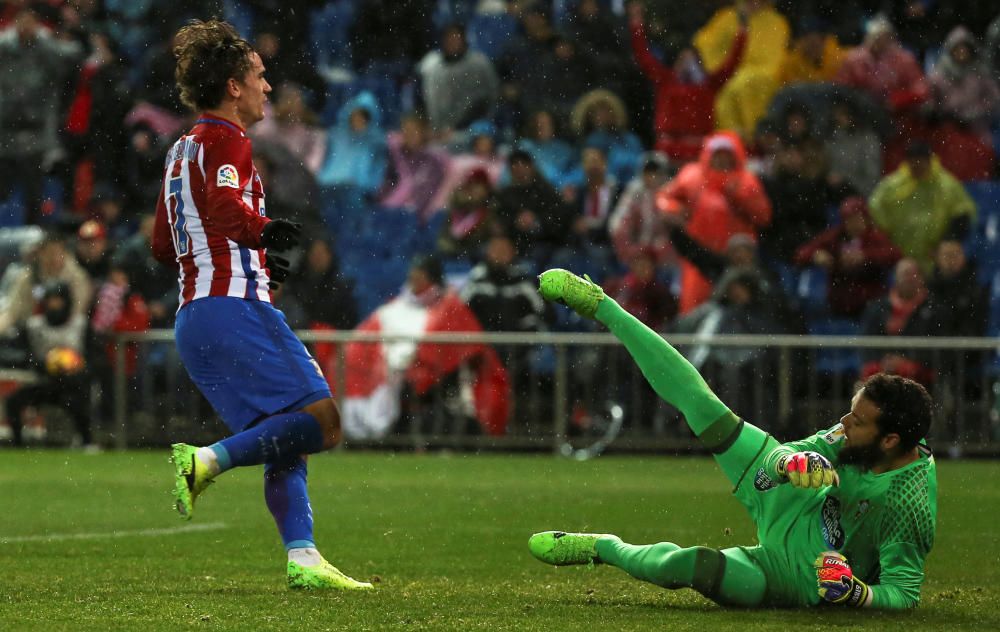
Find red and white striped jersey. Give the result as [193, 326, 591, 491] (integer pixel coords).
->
[152, 114, 272, 308]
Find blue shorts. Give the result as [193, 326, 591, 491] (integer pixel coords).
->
[175, 297, 331, 433]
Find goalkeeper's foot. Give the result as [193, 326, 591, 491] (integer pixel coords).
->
[288, 559, 374, 591]
[537, 269, 605, 320]
[528, 531, 617, 566]
[170, 443, 214, 520]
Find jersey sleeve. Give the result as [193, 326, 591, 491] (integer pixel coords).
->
[200, 133, 270, 248]
[762, 423, 845, 482]
[869, 461, 935, 609]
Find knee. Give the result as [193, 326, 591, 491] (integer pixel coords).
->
[303, 398, 342, 449]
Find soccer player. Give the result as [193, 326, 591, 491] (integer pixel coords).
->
[529, 269, 936, 609]
[151, 19, 371, 591]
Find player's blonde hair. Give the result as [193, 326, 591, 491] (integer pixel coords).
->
[173, 19, 254, 112]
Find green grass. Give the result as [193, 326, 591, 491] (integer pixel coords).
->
[0, 451, 996, 631]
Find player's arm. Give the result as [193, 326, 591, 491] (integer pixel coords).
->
[815, 541, 926, 609]
[762, 424, 844, 488]
[201, 134, 271, 248]
[152, 179, 180, 269]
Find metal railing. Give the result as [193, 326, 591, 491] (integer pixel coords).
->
[105, 330, 1000, 456]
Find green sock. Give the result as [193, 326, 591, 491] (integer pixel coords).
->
[594, 298, 735, 439]
[596, 537, 682, 586]
[596, 538, 768, 606]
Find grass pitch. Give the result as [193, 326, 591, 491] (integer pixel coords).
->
[0, 451, 996, 631]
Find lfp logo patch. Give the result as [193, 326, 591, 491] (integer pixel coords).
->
[217, 164, 240, 189]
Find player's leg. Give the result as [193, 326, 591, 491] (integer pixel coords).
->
[596, 538, 767, 607]
[264, 455, 372, 590]
[171, 298, 337, 518]
[539, 270, 736, 446]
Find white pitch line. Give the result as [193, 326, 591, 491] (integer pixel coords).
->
[0, 522, 228, 544]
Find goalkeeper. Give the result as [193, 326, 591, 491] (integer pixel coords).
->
[529, 269, 937, 609]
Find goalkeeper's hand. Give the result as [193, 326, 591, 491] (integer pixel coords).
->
[815, 551, 872, 607]
[265, 253, 291, 290]
[776, 451, 839, 488]
[261, 219, 302, 250]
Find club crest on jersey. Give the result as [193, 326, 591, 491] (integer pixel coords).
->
[217, 164, 240, 189]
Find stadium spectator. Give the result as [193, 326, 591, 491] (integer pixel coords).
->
[252, 30, 325, 110]
[89, 263, 151, 423]
[122, 121, 175, 212]
[287, 237, 358, 332]
[537, 32, 598, 118]
[74, 219, 111, 284]
[793, 196, 902, 319]
[0, 234, 92, 335]
[926, 26, 1000, 181]
[437, 168, 497, 258]
[110, 215, 177, 327]
[317, 92, 387, 195]
[694, 0, 789, 140]
[0, 6, 82, 224]
[431, 119, 504, 212]
[564, 146, 621, 255]
[824, 96, 884, 196]
[603, 247, 676, 331]
[349, 0, 434, 73]
[4, 281, 92, 447]
[461, 232, 549, 335]
[518, 109, 577, 188]
[380, 111, 449, 220]
[608, 151, 673, 267]
[253, 146, 323, 234]
[417, 22, 499, 135]
[136, 30, 185, 113]
[987, 12, 1000, 82]
[496, 2, 558, 124]
[835, 15, 927, 170]
[494, 149, 573, 259]
[627, 0, 745, 162]
[570, 89, 644, 185]
[673, 266, 789, 418]
[61, 29, 130, 210]
[777, 17, 847, 87]
[859, 258, 935, 387]
[882, 0, 953, 59]
[868, 141, 977, 273]
[835, 16, 925, 102]
[251, 82, 327, 175]
[656, 132, 771, 314]
[924, 239, 988, 339]
[761, 138, 853, 264]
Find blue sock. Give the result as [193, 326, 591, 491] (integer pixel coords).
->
[209, 411, 325, 472]
[264, 457, 315, 550]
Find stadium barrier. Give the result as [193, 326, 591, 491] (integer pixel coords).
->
[108, 331, 1000, 456]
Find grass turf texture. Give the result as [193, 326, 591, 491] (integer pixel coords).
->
[0, 452, 996, 631]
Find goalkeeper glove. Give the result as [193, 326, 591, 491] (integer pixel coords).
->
[815, 551, 872, 607]
[776, 451, 839, 488]
[265, 253, 291, 290]
[261, 219, 302, 250]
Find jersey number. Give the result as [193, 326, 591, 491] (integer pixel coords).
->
[168, 176, 191, 256]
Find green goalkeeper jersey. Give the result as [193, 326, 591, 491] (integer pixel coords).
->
[759, 424, 938, 609]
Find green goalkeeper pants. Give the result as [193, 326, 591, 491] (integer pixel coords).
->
[592, 298, 817, 608]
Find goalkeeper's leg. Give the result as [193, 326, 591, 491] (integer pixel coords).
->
[595, 538, 767, 607]
[592, 292, 777, 487]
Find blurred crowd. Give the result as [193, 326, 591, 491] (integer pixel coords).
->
[2, 0, 1000, 445]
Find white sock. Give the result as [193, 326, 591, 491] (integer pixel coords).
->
[288, 547, 323, 567]
[195, 447, 221, 477]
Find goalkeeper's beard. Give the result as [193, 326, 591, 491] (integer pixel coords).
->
[836, 437, 886, 471]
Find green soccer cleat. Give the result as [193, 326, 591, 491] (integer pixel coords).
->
[170, 443, 213, 520]
[288, 559, 374, 591]
[528, 531, 616, 566]
[537, 269, 605, 319]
